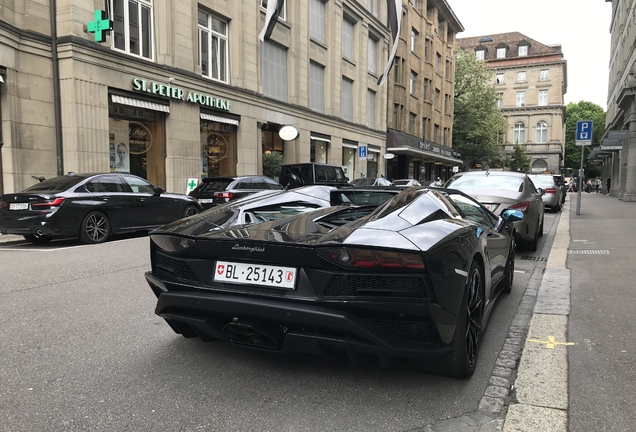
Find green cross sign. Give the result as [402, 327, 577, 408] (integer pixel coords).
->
[188, 179, 198, 189]
[87, 10, 113, 43]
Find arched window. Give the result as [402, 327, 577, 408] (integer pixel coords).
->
[532, 158, 548, 173]
[514, 122, 525, 144]
[536, 121, 548, 143]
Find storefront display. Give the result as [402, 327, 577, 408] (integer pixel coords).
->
[201, 120, 236, 178]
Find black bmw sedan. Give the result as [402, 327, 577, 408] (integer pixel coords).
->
[0, 173, 202, 244]
[145, 187, 523, 378]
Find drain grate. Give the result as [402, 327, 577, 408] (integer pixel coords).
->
[520, 256, 548, 261]
[569, 250, 610, 255]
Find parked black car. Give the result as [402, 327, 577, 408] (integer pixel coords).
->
[188, 176, 283, 209]
[552, 174, 567, 204]
[146, 187, 523, 378]
[279, 163, 349, 189]
[0, 173, 202, 244]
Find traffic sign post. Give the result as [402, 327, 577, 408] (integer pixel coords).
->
[358, 146, 367, 160]
[575, 120, 593, 215]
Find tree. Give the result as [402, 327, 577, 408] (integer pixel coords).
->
[452, 48, 509, 164]
[262, 151, 284, 179]
[564, 101, 606, 178]
[509, 144, 531, 173]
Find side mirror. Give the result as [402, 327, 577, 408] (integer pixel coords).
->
[153, 187, 164, 196]
[501, 209, 524, 222]
[345, 176, 350, 182]
[536, 187, 545, 196]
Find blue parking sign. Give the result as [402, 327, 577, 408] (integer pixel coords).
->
[358, 146, 367, 159]
[576, 120, 593, 146]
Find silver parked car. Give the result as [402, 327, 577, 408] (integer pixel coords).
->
[392, 179, 422, 187]
[528, 174, 562, 212]
[445, 171, 545, 251]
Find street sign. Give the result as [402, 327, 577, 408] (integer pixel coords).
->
[186, 178, 198, 195]
[358, 146, 367, 160]
[608, 130, 629, 140]
[452, 166, 459, 173]
[383, 153, 395, 159]
[575, 120, 593, 146]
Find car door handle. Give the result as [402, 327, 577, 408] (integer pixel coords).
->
[138, 198, 146, 202]
[102, 197, 110, 201]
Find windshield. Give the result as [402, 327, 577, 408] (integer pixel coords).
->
[446, 175, 524, 192]
[23, 176, 85, 193]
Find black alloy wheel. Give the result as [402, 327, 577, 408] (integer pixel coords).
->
[23, 234, 52, 244]
[183, 205, 199, 218]
[501, 236, 515, 294]
[463, 262, 484, 372]
[538, 216, 544, 237]
[80, 211, 111, 244]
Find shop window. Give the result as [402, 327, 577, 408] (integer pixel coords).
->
[367, 151, 378, 177]
[310, 137, 329, 163]
[342, 142, 357, 180]
[201, 120, 237, 178]
[198, 8, 229, 82]
[109, 99, 165, 187]
[112, 0, 154, 60]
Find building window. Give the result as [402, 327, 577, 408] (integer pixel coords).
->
[496, 73, 504, 84]
[518, 45, 528, 56]
[309, 61, 325, 113]
[413, 0, 419, 10]
[367, 89, 376, 128]
[369, 0, 378, 16]
[496, 47, 506, 58]
[368, 35, 378, 74]
[536, 121, 548, 143]
[260, 0, 286, 21]
[423, 78, 429, 101]
[411, 28, 419, 52]
[444, 94, 449, 113]
[475, 49, 485, 60]
[261, 40, 288, 101]
[342, 17, 355, 60]
[434, 124, 439, 143]
[434, 88, 440, 110]
[437, 19, 444, 36]
[425, 39, 431, 61]
[445, 60, 451, 79]
[540, 69, 550, 81]
[517, 71, 526, 82]
[342, 142, 357, 179]
[443, 128, 449, 146]
[342, 77, 353, 121]
[516, 91, 525, 107]
[410, 71, 417, 95]
[435, 52, 441, 73]
[393, 104, 399, 128]
[422, 117, 429, 138]
[393, 56, 401, 83]
[198, 9, 228, 82]
[539, 90, 549, 106]
[496, 93, 503, 108]
[514, 122, 525, 144]
[310, 137, 329, 163]
[409, 112, 416, 135]
[112, 0, 154, 60]
[310, 0, 325, 43]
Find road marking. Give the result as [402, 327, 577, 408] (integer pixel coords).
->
[0, 237, 145, 252]
[514, 270, 526, 273]
[527, 335, 575, 349]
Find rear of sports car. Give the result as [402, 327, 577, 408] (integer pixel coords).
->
[145, 219, 473, 367]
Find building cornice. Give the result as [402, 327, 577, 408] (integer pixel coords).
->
[0, 19, 52, 45]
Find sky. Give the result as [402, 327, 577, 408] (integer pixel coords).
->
[446, 0, 612, 110]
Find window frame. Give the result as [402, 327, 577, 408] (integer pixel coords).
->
[496, 73, 504, 84]
[309, 0, 326, 43]
[260, 0, 287, 21]
[111, 0, 155, 61]
[540, 69, 550, 81]
[341, 77, 354, 121]
[366, 89, 376, 129]
[496, 47, 506, 58]
[198, 8, 229, 83]
[514, 122, 525, 144]
[342, 16, 355, 61]
[410, 70, 417, 96]
[536, 121, 548, 143]
[260, 40, 289, 102]
[309, 61, 325, 113]
[411, 28, 419, 53]
[516, 91, 526, 107]
[518, 45, 528, 56]
[539, 90, 549, 106]
[368, 34, 378, 74]
[517, 71, 526, 83]
[475, 49, 485, 60]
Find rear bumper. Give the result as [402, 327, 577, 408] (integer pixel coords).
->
[541, 194, 560, 208]
[0, 216, 69, 237]
[145, 272, 456, 360]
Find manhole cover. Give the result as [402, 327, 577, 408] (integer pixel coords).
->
[520, 256, 548, 261]
[569, 250, 610, 255]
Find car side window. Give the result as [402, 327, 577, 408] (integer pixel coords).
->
[326, 168, 337, 181]
[447, 193, 495, 228]
[237, 180, 253, 190]
[316, 167, 328, 182]
[265, 179, 283, 190]
[252, 180, 269, 189]
[98, 175, 128, 193]
[123, 176, 155, 194]
[527, 179, 537, 194]
[85, 179, 107, 193]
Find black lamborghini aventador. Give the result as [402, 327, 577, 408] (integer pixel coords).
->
[145, 187, 523, 378]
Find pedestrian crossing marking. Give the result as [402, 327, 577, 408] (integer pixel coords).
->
[527, 335, 575, 349]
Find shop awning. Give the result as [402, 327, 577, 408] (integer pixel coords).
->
[200, 112, 239, 126]
[387, 146, 464, 164]
[342, 142, 358, 149]
[111, 94, 170, 113]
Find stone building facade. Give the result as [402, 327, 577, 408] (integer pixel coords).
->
[602, 0, 636, 200]
[458, 32, 567, 174]
[0, 0, 390, 194]
[385, 0, 464, 183]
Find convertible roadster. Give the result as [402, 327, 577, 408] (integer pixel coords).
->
[145, 187, 523, 378]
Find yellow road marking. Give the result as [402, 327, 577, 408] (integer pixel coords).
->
[527, 335, 575, 349]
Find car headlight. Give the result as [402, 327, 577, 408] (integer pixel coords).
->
[151, 234, 195, 253]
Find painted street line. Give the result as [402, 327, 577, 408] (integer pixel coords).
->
[526, 335, 575, 349]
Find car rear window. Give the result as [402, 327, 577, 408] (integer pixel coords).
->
[197, 180, 233, 192]
[23, 176, 85, 192]
[446, 175, 523, 192]
[530, 176, 555, 187]
[331, 190, 399, 207]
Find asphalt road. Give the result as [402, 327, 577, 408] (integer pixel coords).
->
[0, 214, 559, 432]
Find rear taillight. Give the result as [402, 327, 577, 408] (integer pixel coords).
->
[545, 188, 557, 194]
[507, 201, 532, 214]
[0, 201, 6, 209]
[214, 192, 234, 200]
[31, 197, 65, 209]
[317, 247, 425, 270]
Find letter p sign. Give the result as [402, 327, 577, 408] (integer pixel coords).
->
[576, 120, 593, 146]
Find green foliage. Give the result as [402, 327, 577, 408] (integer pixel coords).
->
[509, 144, 531, 173]
[564, 101, 606, 177]
[452, 48, 509, 163]
[262, 152, 284, 179]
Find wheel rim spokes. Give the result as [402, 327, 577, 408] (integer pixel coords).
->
[87, 215, 107, 241]
[185, 207, 197, 217]
[465, 269, 483, 367]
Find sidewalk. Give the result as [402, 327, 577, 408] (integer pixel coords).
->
[503, 192, 636, 431]
[0, 234, 24, 244]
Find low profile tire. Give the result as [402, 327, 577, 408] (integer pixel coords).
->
[538, 216, 544, 237]
[526, 234, 538, 252]
[409, 260, 484, 378]
[501, 237, 516, 294]
[554, 203, 562, 213]
[183, 205, 199, 218]
[23, 234, 52, 244]
[79, 211, 111, 244]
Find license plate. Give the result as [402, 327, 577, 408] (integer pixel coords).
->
[198, 199, 214, 203]
[214, 261, 297, 289]
[9, 203, 29, 210]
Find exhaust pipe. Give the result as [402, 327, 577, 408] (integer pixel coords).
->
[221, 321, 282, 350]
[34, 229, 44, 238]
